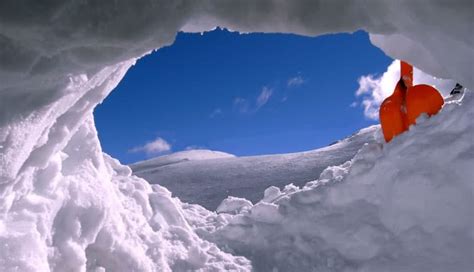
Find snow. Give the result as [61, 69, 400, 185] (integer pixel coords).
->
[130, 149, 235, 174]
[216, 197, 252, 215]
[131, 126, 380, 210]
[1, 114, 250, 271]
[1, 1, 472, 90]
[0, 1, 473, 271]
[184, 91, 474, 272]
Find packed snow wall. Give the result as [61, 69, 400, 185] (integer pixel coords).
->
[0, 1, 473, 271]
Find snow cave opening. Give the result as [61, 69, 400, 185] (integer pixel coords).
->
[91, 27, 458, 211]
[91, 28, 404, 210]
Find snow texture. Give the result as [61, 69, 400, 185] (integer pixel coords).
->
[0, 1, 473, 271]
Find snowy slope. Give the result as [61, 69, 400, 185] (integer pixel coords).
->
[184, 91, 474, 272]
[131, 127, 380, 210]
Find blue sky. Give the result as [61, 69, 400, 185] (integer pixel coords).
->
[94, 29, 392, 164]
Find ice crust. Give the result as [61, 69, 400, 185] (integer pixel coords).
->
[0, 1, 473, 271]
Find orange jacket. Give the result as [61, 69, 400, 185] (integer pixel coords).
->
[379, 61, 443, 142]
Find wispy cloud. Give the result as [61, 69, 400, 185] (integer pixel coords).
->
[233, 86, 274, 114]
[233, 97, 250, 113]
[256, 86, 273, 108]
[210, 108, 223, 118]
[287, 76, 305, 87]
[129, 137, 171, 155]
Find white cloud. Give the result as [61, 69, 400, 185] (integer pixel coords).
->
[355, 60, 455, 120]
[256, 86, 273, 108]
[287, 76, 305, 87]
[129, 137, 171, 155]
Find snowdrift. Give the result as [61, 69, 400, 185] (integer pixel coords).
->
[1, 1, 473, 271]
[131, 127, 380, 210]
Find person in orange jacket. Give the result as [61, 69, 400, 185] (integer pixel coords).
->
[379, 61, 444, 142]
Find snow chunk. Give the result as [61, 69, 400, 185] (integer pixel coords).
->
[217, 197, 252, 215]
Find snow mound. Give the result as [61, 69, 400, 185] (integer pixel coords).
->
[131, 126, 380, 210]
[184, 91, 474, 272]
